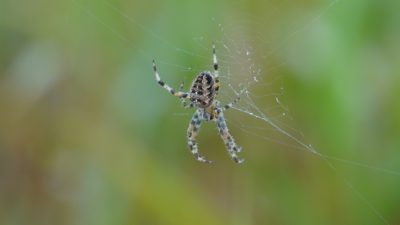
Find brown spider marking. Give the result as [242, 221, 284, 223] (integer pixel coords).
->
[189, 72, 216, 108]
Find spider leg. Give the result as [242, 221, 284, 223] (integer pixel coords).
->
[181, 100, 194, 109]
[178, 81, 194, 108]
[212, 44, 220, 95]
[152, 60, 189, 99]
[223, 94, 241, 111]
[223, 87, 247, 110]
[215, 109, 244, 163]
[179, 81, 185, 92]
[187, 111, 212, 163]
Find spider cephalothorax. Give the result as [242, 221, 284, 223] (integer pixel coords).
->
[152, 44, 243, 164]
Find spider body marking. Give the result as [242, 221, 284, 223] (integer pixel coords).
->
[189, 71, 216, 108]
[153, 44, 244, 164]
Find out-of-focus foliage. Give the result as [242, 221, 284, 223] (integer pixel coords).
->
[1, 0, 400, 225]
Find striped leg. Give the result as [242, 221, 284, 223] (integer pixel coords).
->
[181, 99, 194, 109]
[179, 81, 194, 108]
[215, 110, 244, 163]
[223, 87, 246, 110]
[187, 111, 212, 163]
[223, 94, 241, 110]
[212, 44, 220, 94]
[152, 60, 189, 98]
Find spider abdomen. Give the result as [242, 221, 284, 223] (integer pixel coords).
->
[189, 71, 216, 108]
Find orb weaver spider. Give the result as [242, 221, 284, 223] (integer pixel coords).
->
[152, 44, 244, 164]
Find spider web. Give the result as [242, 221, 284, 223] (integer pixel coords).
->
[72, 1, 399, 224]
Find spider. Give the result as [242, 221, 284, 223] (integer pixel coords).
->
[152, 44, 244, 164]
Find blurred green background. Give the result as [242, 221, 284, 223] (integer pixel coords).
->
[1, 0, 400, 224]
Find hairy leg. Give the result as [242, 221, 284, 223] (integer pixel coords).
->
[215, 110, 244, 163]
[187, 110, 212, 163]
